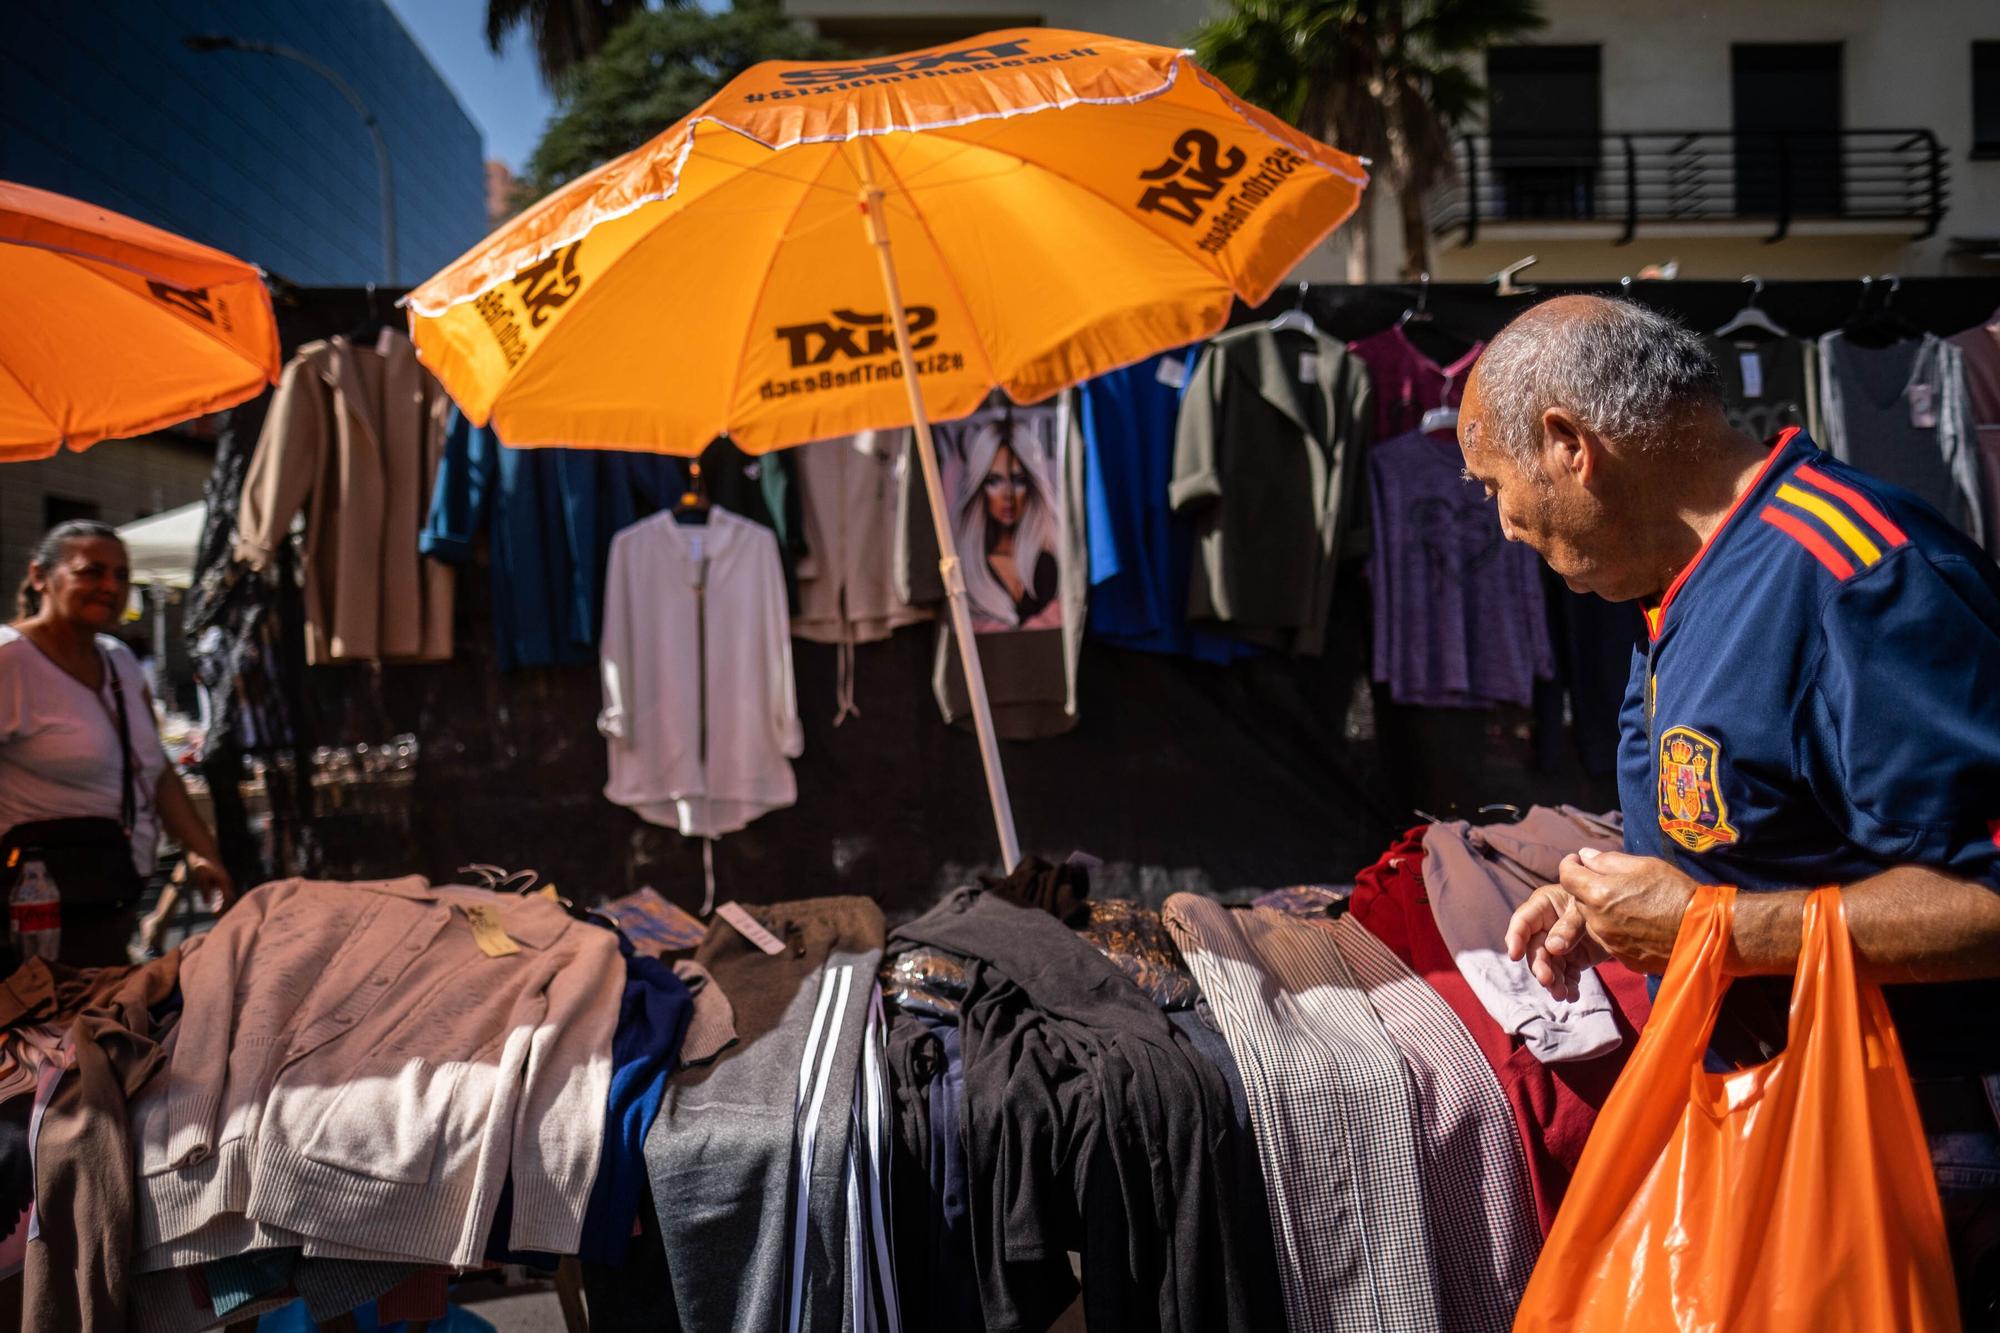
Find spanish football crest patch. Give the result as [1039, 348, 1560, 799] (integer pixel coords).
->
[1657, 725, 1739, 854]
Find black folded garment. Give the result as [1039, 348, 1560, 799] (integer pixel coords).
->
[891, 886, 1282, 1333]
[978, 855, 1090, 925]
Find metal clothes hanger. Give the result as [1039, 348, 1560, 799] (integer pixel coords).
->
[494, 868, 543, 895]
[674, 458, 711, 525]
[1398, 270, 1477, 369]
[455, 863, 542, 894]
[1490, 255, 1539, 297]
[1714, 275, 1788, 340]
[1842, 274, 1918, 349]
[1265, 281, 1320, 336]
[456, 862, 604, 925]
[345, 282, 383, 343]
[1398, 272, 1433, 326]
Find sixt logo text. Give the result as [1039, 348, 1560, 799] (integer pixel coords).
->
[779, 41, 1033, 85]
[775, 307, 938, 367]
[148, 281, 216, 323]
[512, 241, 583, 328]
[1135, 130, 1248, 226]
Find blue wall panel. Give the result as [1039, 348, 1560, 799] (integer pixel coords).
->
[1, 0, 487, 285]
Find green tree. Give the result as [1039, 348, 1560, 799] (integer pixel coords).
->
[520, 6, 844, 200]
[1191, 0, 1544, 279]
[486, 0, 657, 87]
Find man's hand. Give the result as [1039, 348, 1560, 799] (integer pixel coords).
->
[1508, 848, 1701, 997]
[1505, 883, 1611, 1002]
[1558, 847, 1697, 976]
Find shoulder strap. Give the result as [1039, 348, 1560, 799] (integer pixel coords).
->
[98, 649, 136, 839]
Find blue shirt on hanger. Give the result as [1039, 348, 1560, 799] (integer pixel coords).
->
[421, 410, 684, 670]
[1076, 347, 1260, 663]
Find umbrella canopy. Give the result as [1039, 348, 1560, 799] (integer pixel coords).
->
[0, 181, 280, 462]
[405, 28, 1369, 869]
[117, 500, 207, 589]
[404, 27, 1367, 452]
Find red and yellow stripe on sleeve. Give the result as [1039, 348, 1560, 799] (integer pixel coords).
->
[1757, 464, 1908, 580]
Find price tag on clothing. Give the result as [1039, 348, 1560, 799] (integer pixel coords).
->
[1738, 351, 1764, 399]
[1908, 383, 1938, 429]
[457, 903, 521, 957]
[1298, 351, 1320, 385]
[1154, 355, 1189, 390]
[717, 901, 787, 955]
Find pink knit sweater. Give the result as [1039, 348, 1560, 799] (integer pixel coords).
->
[132, 877, 622, 1269]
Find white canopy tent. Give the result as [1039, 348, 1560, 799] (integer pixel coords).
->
[116, 500, 205, 589]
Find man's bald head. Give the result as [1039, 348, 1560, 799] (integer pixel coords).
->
[1464, 294, 1723, 471]
[1456, 295, 1756, 602]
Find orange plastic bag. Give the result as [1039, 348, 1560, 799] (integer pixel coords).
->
[1514, 884, 1959, 1332]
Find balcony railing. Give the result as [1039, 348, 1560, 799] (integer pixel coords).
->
[1428, 129, 1948, 246]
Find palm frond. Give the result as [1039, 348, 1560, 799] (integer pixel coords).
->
[1405, 0, 1547, 56]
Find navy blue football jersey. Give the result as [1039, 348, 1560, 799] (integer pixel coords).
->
[1616, 428, 2000, 1077]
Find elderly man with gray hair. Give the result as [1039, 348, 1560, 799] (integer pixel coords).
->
[1456, 294, 2000, 1321]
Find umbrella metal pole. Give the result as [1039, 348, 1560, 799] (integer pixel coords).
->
[855, 141, 1022, 873]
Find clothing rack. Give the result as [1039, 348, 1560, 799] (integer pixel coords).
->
[184, 278, 2000, 925]
[1235, 276, 2000, 346]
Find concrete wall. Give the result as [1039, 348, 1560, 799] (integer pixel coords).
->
[0, 438, 213, 608]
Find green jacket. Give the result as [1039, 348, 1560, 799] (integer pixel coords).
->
[1171, 324, 1374, 656]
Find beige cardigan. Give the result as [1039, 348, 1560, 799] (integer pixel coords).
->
[792, 432, 933, 645]
[236, 329, 455, 663]
[131, 877, 622, 1269]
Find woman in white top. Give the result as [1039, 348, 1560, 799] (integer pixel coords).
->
[0, 521, 234, 964]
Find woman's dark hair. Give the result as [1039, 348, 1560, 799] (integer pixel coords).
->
[16, 520, 123, 618]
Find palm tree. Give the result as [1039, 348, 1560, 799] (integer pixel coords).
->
[486, 0, 662, 87]
[1191, 0, 1544, 280]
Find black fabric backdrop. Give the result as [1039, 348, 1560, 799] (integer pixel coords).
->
[201, 278, 2000, 921]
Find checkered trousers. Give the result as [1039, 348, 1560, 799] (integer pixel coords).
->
[1162, 895, 1441, 1333]
[1323, 914, 1542, 1333]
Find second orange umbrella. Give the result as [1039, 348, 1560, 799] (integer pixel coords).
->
[0, 180, 279, 463]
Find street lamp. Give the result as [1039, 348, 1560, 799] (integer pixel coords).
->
[183, 33, 397, 284]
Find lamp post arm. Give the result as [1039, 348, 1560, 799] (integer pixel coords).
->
[192, 36, 397, 282]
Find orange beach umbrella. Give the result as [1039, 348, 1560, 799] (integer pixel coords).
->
[0, 181, 280, 462]
[406, 28, 1369, 867]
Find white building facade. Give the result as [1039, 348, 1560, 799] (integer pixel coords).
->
[781, 0, 2000, 282]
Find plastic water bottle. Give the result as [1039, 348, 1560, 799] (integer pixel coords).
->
[9, 858, 60, 961]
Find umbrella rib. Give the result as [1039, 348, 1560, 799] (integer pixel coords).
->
[487, 123, 846, 442]
[1, 251, 271, 452]
[882, 90, 1229, 194]
[683, 142, 860, 203]
[859, 140, 1006, 394]
[722, 141, 850, 436]
[887, 90, 1239, 194]
[0, 340, 61, 439]
[54, 248, 272, 382]
[882, 126, 1237, 302]
[876, 118, 1022, 193]
[0, 233, 245, 295]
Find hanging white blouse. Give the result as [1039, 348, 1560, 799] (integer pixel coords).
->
[598, 507, 803, 837]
